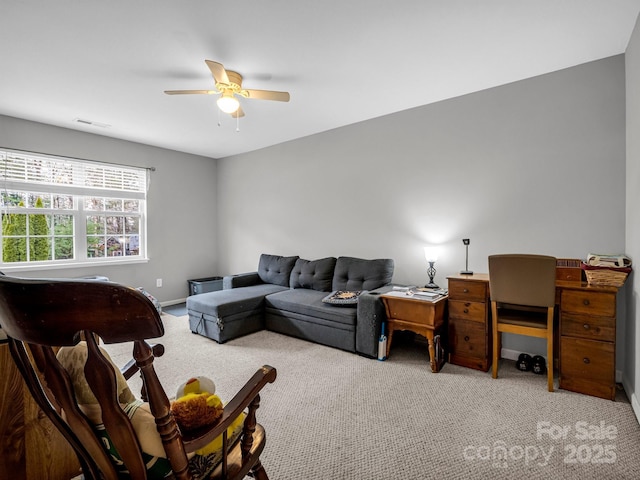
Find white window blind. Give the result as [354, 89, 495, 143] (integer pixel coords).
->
[0, 149, 148, 199]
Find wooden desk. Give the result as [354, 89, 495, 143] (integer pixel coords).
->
[446, 274, 623, 400]
[381, 293, 448, 372]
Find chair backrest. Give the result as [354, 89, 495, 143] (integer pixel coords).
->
[0, 275, 190, 480]
[488, 254, 557, 307]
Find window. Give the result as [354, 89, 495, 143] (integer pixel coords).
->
[1, 148, 148, 270]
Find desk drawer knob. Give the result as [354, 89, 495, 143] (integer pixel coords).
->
[583, 324, 590, 330]
[583, 299, 590, 306]
[583, 357, 590, 365]
[464, 336, 470, 342]
[463, 308, 469, 314]
[463, 288, 469, 293]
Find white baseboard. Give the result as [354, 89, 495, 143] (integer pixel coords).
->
[161, 297, 187, 307]
[501, 347, 541, 362]
[622, 375, 640, 426]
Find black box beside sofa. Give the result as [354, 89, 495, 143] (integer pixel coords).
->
[186, 253, 394, 358]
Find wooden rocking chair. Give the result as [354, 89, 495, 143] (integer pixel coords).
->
[0, 275, 276, 480]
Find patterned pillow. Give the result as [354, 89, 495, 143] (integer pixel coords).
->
[322, 290, 367, 306]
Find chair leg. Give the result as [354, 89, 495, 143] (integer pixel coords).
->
[492, 334, 499, 379]
[249, 460, 269, 480]
[547, 307, 554, 392]
[491, 302, 499, 379]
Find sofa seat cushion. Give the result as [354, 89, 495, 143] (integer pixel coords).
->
[265, 289, 357, 327]
[186, 284, 287, 319]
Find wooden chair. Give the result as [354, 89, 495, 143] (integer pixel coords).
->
[489, 254, 556, 392]
[0, 275, 277, 480]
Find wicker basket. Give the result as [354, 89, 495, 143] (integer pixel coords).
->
[581, 263, 631, 287]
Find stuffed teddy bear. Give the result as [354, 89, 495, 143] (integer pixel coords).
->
[170, 376, 224, 431]
[170, 376, 245, 458]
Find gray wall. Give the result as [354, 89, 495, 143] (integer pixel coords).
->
[0, 115, 219, 303]
[217, 56, 626, 359]
[0, 53, 632, 412]
[625, 17, 640, 422]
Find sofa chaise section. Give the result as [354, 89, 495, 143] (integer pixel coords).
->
[187, 284, 287, 343]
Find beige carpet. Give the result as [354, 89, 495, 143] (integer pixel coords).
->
[105, 313, 640, 480]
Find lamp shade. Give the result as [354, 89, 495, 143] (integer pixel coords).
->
[424, 247, 438, 263]
[217, 92, 240, 113]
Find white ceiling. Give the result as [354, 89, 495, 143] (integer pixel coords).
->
[1, 1, 639, 159]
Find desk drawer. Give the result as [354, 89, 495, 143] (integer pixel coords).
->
[448, 279, 487, 302]
[561, 313, 615, 342]
[560, 337, 615, 400]
[448, 300, 486, 323]
[561, 290, 615, 317]
[448, 318, 486, 360]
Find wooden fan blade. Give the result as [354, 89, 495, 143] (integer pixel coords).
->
[231, 106, 245, 118]
[164, 90, 216, 95]
[244, 89, 290, 102]
[205, 60, 229, 85]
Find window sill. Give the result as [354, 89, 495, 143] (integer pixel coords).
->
[0, 257, 150, 274]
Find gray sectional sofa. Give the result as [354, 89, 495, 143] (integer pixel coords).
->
[186, 253, 394, 358]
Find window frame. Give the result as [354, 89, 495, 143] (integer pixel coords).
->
[1, 148, 149, 272]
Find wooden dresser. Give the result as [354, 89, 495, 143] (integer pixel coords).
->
[0, 342, 80, 480]
[447, 273, 491, 371]
[558, 282, 619, 401]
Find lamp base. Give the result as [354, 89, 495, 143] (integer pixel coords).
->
[424, 282, 439, 289]
[460, 270, 474, 275]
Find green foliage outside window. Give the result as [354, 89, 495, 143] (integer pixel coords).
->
[29, 197, 52, 261]
[2, 202, 27, 262]
[2, 197, 54, 262]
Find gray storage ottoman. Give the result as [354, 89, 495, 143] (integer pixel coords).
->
[186, 284, 287, 343]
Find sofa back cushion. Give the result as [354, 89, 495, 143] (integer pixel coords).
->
[258, 254, 299, 287]
[290, 257, 337, 291]
[332, 257, 394, 291]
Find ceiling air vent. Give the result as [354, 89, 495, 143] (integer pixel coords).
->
[73, 118, 111, 128]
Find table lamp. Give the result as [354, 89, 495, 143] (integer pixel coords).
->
[461, 238, 473, 275]
[424, 247, 439, 288]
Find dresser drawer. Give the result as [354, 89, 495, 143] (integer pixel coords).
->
[561, 313, 615, 342]
[448, 300, 486, 323]
[561, 290, 615, 317]
[448, 318, 487, 360]
[448, 279, 487, 302]
[560, 336, 615, 400]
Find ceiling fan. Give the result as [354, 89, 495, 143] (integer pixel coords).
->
[164, 60, 290, 118]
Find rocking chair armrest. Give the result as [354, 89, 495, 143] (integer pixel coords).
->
[120, 343, 165, 380]
[181, 365, 277, 452]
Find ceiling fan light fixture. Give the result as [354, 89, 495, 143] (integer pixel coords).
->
[217, 91, 240, 114]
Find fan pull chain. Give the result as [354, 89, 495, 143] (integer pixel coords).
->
[217, 107, 222, 127]
[236, 112, 240, 132]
